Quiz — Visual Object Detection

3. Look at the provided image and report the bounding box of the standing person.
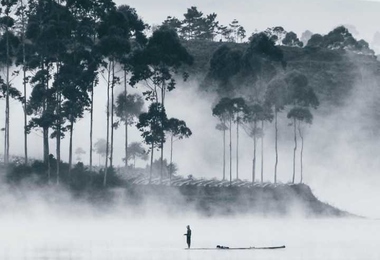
[184,225,192,249]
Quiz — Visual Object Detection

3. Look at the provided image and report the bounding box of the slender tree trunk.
[252,120,257,183]
[236,118,239,180]
[261,120,264,183]
[89,29,97,174]
[4,86,9,167]
[292,118,297,184]
[23,63,28,165]
[42,63,48,164]
[160,85,165,183]
[68,119,74,176]
[229,119,232,185]
[56,100,61,185]
[149,143,154,183]
[274,110,278,184]
[125,122,128,167]
[90,83,94,173]
[43,127,49,163]
[110,60,115,170]
[2,134,5,165]
[124,70,128,169]
[223,127,226,180]
[4,22,10,167]
[21,0,28,165]
[56,65,61,185]
[44,126,50,182]
[160,140,164,182]
[170,134,173,184]
[55,1,64,185]
[42,63,50,182]
[104,62,111,187]
[298,122,304,183]
[42,63,50,183]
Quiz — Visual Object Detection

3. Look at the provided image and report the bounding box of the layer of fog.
[0,171,378,259]
[0,208,379,260]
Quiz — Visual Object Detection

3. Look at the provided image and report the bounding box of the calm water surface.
[1,217,378,260]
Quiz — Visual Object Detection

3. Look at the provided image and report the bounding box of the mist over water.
[0,203,379,260]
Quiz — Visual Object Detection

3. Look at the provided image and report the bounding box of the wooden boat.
[187,245,285,250]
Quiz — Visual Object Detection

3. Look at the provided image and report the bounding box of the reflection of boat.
[187,245,286,250]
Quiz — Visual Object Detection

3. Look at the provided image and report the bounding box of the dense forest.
[0,1,378,193]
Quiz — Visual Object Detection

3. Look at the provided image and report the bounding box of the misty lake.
[0,216,378,260]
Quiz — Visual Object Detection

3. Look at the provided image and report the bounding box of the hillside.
[182,40,380,107]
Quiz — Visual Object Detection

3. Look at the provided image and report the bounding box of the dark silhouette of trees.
[117,4,147,171]
[212,97,242,183]
[237,26,246,43]
[130,26,192,179]
[97,5,132,185]
[162,16,182,34]
[263,26,287,45]
[25,0,75,183]
[137,105,192,183]
[243,32,285,183]
[306,26,373,54]
[285,71,319,183]
[228,19,246,42]
[232,97,248,180]
[0,0,20,167]
[306,33,323,47]
[265,78,287,183]
[137,103,168,182]
[243,103,272,183]
[115,93,144,167]
[200,13,219,41]
[15,0,29,165]
[288,107,312,183]
[213,97,249,181]
[205,45,242,94]
[282,32,303,47]
[181,6,202,39]
[229,19,239,42]
[163,7,227,42]
[166,118,192,182]
[62,0,101,175]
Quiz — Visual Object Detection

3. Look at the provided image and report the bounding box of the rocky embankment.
[124,176,351,217]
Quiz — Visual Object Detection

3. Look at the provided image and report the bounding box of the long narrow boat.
[187,245,285,250]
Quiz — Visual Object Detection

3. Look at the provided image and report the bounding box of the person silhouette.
[184,225,192,248]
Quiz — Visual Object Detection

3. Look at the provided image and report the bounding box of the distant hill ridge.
[183,39,380,106]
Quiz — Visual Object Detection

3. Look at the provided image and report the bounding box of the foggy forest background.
[0,0,379,205]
